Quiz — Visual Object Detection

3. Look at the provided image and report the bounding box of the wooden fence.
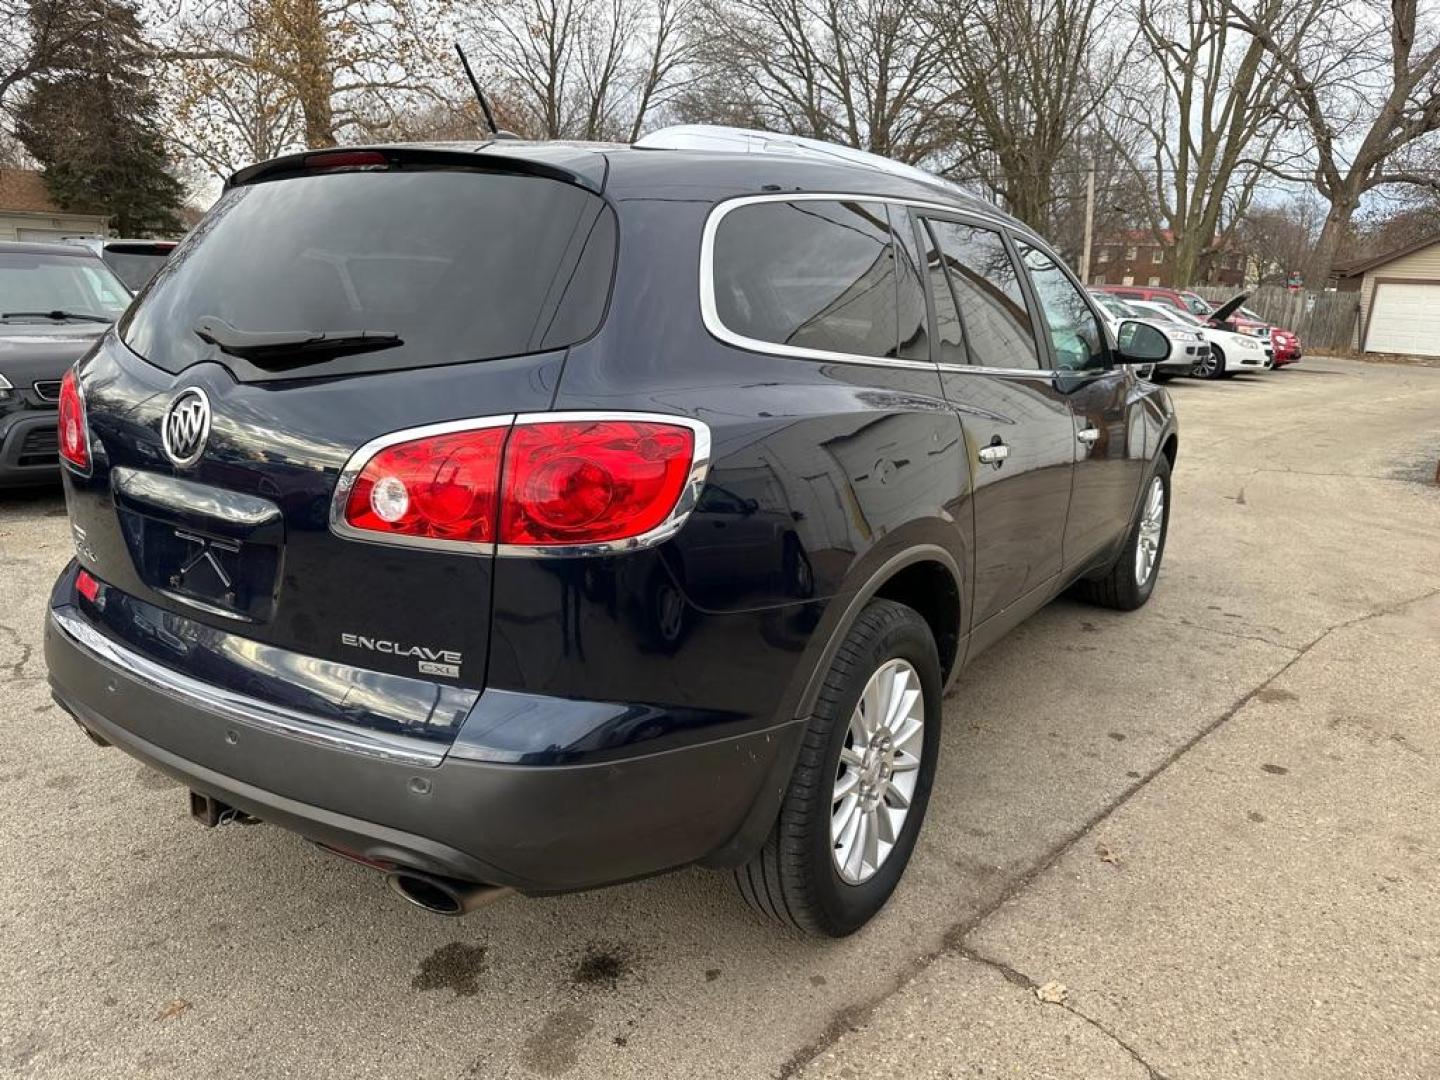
[1188,285,1361,352]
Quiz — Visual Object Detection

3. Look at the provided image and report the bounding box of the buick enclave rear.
[45,131,1178,935]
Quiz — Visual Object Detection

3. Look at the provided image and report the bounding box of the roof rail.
[634,125,963,197]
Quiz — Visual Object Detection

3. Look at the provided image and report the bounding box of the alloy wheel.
[1134,475,1165,586]
[832,658,925,885]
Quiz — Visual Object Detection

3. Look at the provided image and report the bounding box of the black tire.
[1074,453,1172,611]
[732,599,942,936]
[1194,345,1226,380]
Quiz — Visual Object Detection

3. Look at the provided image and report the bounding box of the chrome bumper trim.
[50,607,445,768]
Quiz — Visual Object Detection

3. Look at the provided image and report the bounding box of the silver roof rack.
[634,125,965,198]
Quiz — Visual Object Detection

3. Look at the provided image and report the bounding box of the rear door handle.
[1077,427,1100,446]
[977,441,1009,467]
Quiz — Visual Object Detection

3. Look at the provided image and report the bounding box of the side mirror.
[1115,320,1171,365]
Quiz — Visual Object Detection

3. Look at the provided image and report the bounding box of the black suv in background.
[1,242,132,486]
[45,129,1177,936]
[67,237,178,292]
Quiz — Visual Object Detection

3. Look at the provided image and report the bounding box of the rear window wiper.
[2,309,113,323]
[193,316,401,365]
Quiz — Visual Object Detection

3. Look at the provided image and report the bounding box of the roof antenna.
[455,43,514,140]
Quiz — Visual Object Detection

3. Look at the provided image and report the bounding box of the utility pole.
[1079,162,1096,284]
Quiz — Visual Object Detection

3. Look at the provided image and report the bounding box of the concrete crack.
[777,584,1440,1080]
[1165,618,1299,652]
[953,945,1172,1080]
[0,622,36,683]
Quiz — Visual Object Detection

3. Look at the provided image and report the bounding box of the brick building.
[1088,230,1245,288]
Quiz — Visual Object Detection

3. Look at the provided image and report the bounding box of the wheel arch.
[796,545,965,719]
[701,543,965,872]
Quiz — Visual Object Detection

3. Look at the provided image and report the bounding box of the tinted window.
[926,220,1039,370]
[0,251,130,320]
[916,220,967,366]
[712,200,899,360]
[1016,240,1108,371]
[122,170,615,382]
[102,247,172,292]
[890,207,930,363]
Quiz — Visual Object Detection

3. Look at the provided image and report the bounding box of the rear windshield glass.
[122,169,615,381]
[103,248,172,292]
[0,251,131,320]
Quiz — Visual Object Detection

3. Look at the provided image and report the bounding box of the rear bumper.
[46,600,804,894]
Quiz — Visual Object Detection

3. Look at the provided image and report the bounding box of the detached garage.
[1339,234,1440,358]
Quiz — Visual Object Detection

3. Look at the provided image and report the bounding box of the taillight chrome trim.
[494,411,712,559]
[329,414,516,554]
[327,411,712,557]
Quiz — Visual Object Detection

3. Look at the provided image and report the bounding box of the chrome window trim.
[329,414,517,555]
[494,410,712,559]
[699,192,1057,378]
[50,607,445,768]
[329,410,712,559]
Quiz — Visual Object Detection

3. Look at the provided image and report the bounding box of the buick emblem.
[162,388,212,468]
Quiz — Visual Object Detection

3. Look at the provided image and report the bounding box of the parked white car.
[1089,291,1208,379]
[1130,301,1273,380]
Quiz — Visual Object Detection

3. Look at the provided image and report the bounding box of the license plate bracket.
[121,510,280,621]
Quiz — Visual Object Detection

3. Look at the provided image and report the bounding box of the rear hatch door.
[65,147,616,740]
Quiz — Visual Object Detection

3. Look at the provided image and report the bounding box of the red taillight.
[76,569,101,603]
[338,416,701,551]
[500,420,696,547]
[58,369,90,471]
[343,426,506,545]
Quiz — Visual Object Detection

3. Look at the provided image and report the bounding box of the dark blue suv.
[45,128,1177,936]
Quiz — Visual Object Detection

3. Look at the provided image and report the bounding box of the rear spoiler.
[227,142,610,195]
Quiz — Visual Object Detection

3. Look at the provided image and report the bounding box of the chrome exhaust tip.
[385,869,511,916]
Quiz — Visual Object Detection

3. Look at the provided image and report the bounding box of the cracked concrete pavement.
[1,355,1437,1079]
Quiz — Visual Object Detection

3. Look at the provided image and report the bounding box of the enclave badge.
[162,388,211,468]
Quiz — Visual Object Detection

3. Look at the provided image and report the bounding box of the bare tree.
[1224,0,1440,285]
[934,0,1130,233]
[156,0,453,157]
[687,0,951,163]
[1240,192,1326,282]
[1113,0,1296,286]
[462,0,696,141]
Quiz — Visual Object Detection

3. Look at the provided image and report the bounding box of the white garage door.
[1366,282,1440,357]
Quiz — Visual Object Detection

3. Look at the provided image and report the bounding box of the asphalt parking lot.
[2,355,1438,1079]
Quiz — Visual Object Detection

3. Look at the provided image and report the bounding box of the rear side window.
[122,169,615,382]
[890,208,930,363]
[925,219,1039,370]
[710,199,901,360]
[915,220,967,366]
